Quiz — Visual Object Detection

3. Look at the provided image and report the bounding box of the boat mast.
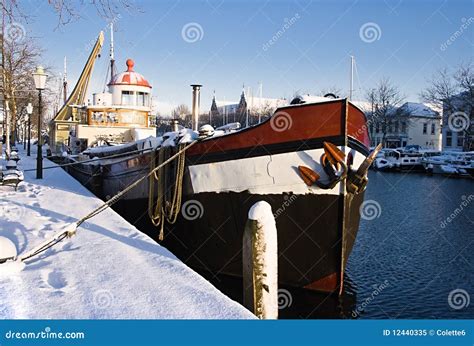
[258,81,263,124]
[349,55,354,100]
[63,56,68,103]
[109,22,115,83]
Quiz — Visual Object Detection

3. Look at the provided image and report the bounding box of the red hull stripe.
[188,99,370,158]
[186,135,372,166]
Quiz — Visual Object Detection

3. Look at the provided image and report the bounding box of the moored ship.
[52,31,377,293]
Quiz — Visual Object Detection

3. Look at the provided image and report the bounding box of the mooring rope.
[147,143,187,240]
[17,141,198,263]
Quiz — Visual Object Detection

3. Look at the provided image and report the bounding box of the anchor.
[298,142,348,190]
[298,142,382,194]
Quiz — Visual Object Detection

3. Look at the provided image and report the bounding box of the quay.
[0,148,254,319]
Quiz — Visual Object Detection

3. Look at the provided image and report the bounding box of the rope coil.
[148,144,187,240]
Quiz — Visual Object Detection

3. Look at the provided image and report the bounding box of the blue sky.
[23,0,473,114]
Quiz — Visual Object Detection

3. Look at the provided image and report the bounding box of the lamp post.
[5,101,10,159]
[32,66,47,179]
[26,102,33,156]
[22,109,27,150]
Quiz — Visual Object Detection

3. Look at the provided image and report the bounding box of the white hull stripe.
[188,146,367,195]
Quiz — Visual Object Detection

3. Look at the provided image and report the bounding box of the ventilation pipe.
[191,84,202,131]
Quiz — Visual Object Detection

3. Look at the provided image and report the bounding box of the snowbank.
[0,149,254,319]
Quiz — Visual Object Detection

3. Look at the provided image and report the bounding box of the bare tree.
[420,68,458,115]
[47,0,139,26]
[365,78,408,147]
[1,0,138,149]
[171,104,191,127]
[421,62,473,151]
[2,33,44,141]
[1,0,137,25]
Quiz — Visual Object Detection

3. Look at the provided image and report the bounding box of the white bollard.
[242,201,278,319]
[0,236,17,263]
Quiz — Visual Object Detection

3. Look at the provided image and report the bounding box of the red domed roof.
[109,59,151,88]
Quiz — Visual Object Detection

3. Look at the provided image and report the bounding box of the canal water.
[344,171,473,319]
[192,172,474,319]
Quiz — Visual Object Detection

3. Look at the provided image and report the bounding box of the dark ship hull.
[65,99,371,292]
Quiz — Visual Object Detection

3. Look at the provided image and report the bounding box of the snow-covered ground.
[0,147,254,319]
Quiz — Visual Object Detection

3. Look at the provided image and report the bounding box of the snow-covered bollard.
[0,236,25,274]
[242,201,278,319]
[0,236,17,263]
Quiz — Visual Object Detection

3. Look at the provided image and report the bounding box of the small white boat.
[422,151,474,178]
[373,148,424,172]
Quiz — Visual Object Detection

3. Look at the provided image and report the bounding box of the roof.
[398,102,440,118]
[109,59,151,88]
[214,100,239,108]
[246,96,287,110]
[351,100,372,113]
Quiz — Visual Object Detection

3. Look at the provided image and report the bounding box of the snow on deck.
[0,149,254,319]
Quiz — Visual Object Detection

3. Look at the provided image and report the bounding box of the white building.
[368,102,442,150]
[210,89,287,127]
[400,102,442,150]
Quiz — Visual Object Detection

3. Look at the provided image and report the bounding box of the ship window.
[423,123,427,134]
[457,134,464,147]
[137,92,148,107]
[431,123,435,135]
[121,91,135,105]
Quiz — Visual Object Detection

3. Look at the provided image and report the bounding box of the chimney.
[191,84,202,131]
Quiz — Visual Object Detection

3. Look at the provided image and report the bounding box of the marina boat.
[51,31,377,293]
[373,148,424,172]
[422,151,474,178]
[50,30,155,154]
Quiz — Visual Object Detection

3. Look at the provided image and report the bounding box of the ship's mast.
[109,22,115,83]
[349,55,354,100]
[63,56,68,103]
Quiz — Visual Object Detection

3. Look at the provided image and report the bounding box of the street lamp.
[5,101,10,159]
[26,102,33,156]
[32,66,47,179]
